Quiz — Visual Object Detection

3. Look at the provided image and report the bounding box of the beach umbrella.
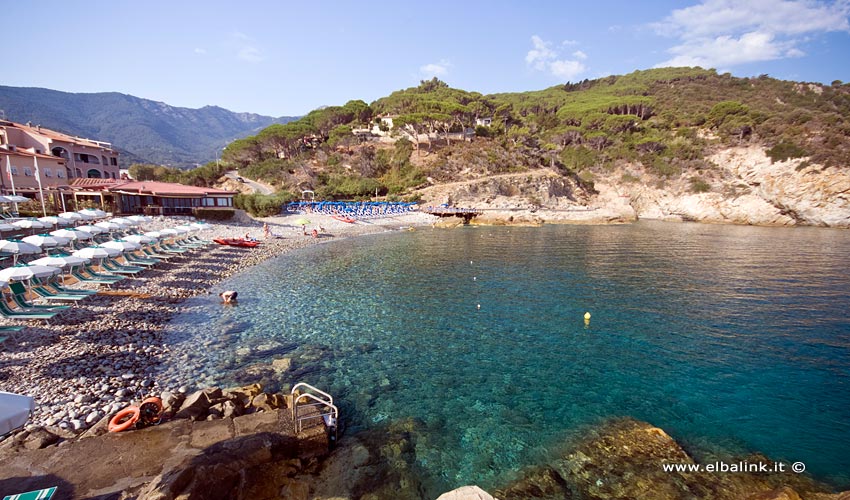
[94,221,121,231]
[124,234,156,244]
[127,215,150,223]
[0,390,35,436]
[38,216,73,227]
[73,246,120,259]
[0,196,12,203]
[51,228,91,241]
[101,240,141,252]
[190,222,213,230]
[143,231,162,239]
[0,239,41,264]
[59,212,83,222]
[31,254,90,268]
[79,208,107,218]
[293,217,311,226]
[159,228,178,236]
[110,217,137,226]
[12,219,47,230]
[0,223,17,232]
[75,224,106,234]
[4,195,29,203]
[22,234,66,248]
[171,227,190,234]
[0,264,62,282]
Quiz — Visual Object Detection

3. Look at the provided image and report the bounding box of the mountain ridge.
[0,85,298,167]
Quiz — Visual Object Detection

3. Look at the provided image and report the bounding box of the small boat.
[332,215,356,223]
[213,238,261,248]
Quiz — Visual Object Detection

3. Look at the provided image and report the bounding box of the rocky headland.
[414,146,850,229]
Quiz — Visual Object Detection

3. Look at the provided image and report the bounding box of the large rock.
[495,418,837,500]
[0,408,329,499]
[175,387,222,420]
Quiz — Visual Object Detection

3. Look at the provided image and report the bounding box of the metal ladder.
[291,382,338,442]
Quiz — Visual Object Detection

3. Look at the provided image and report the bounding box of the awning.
[0,391,35,435]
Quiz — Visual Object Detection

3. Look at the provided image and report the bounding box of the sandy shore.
[0,211,437,433]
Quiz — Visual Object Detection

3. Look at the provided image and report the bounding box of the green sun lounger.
[7,283,71,311]
[3,486,57,500]
[34,279,98,296]
[72,268,123,285]
[0,300,58,320]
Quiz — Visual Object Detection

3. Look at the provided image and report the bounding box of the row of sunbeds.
[0,234,213,347]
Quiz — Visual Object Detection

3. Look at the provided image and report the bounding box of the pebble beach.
[0,211,436,434]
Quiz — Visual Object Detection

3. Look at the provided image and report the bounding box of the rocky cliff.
[414,145,850,228]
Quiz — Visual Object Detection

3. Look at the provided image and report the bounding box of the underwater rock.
[495,417,838,500]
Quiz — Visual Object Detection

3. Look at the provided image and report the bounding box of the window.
[57,170,65,178]
[9,166,18,175]
[111,172,116,179]
[87,169,102,178]
[24,167,32,176]
[44,168,53,177]
[110,157,118,166]
[75,168,82,178]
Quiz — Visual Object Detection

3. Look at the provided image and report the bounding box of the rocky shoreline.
[0,211,435,434]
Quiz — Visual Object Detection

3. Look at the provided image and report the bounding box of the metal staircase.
[291,382,338,442]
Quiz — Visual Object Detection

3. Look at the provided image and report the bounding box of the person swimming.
[219,290,238,303]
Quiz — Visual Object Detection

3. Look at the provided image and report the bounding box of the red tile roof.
[1,121,114,151]
[69,178,123,190]
[0,149,67,161]
[109,181,236,197]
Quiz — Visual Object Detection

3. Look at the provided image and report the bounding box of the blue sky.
[5,0,850,117]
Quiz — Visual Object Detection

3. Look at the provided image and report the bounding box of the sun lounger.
[142,248,173,260]
[72,268,123,285]
[0,300,58,320]
[2,486,57,500]
[7,283,71,311]
[33,278,98,296]
[30,284,88,301]
[101,259,143,275]
[123,254,159,267]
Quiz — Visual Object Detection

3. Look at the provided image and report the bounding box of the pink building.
[0,119,121,210]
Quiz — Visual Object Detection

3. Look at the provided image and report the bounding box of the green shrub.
[193,208,235,220]
[234,192,295,217]
[621,173,640,183]
[766,141,808,163]
[689,177,711,193]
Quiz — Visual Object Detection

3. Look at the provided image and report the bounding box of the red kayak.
[213,238,261,248]
[332,215,356,223]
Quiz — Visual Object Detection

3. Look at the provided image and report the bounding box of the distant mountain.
[0,86,298,167]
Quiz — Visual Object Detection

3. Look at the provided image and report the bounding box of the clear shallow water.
[164,221,850,494]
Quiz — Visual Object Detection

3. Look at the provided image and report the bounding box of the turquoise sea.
[163,221,850,495]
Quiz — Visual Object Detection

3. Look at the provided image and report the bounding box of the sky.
[4,0,850,117]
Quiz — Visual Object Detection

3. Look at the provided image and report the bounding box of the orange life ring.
[108,405,140,432]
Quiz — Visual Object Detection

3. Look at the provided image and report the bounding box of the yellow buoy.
[584,312,591,320]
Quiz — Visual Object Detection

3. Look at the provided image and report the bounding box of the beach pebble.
[85,412,102,425]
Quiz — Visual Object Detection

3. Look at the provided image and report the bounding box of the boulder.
[495,418,836,500]
[175,387,222,421]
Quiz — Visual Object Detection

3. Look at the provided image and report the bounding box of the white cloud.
[550,60,587,79]
[238,46,263,63]
[194,48,207,55]
[230,32,265,63]
[420,60,451,77]
[653,0,850,69]
[526,35,557,70]
[526,35,588,80]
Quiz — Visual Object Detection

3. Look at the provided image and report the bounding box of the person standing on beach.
[263,223,270,239]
